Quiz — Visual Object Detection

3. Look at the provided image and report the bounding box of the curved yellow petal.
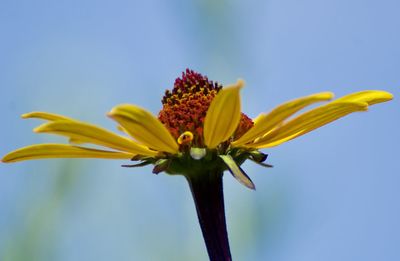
[203,79,244,149]
[335,90,393,105]
[108,104,179,154]
[232,92,334,147]
[2,144,134,163]
[22,111,74,121]
[34,120,158,157]
[252,101,368,148]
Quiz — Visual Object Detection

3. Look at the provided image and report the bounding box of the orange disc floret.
[158,69,253,148]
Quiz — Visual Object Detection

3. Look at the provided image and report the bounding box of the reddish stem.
[187,171,232,261]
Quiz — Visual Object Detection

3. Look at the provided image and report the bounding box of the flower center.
[158,69,253,148]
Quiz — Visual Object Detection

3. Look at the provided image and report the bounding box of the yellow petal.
[203,79,244,149]
[2,144,134,163]
[252,101,368,148]
[232,92,334,147]
[22,111,74,121]
[335,90,393,105]
[68,138,86,144]
[117,125,127,133]
[108,104,179,154]
[34,120,158,157]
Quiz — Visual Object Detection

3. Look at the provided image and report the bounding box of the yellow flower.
[2,69,393,190]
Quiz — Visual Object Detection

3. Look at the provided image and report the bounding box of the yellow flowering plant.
[2,69,393,261]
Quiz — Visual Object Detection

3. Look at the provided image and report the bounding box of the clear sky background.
[1,0,399,260]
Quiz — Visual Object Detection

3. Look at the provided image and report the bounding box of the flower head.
[2,69,393,189]
[158,70,253,147]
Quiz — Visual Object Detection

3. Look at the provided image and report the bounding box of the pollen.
[158,69,253,148]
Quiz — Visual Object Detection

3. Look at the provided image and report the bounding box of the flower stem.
[186,171,232,261]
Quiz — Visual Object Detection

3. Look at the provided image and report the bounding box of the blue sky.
[1,0,399,260]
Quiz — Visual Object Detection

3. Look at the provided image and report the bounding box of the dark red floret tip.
[158,69,253,148]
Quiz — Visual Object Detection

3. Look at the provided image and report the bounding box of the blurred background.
[1,0,399,260]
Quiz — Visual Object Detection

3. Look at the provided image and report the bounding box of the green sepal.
[248,150,273,168]
[122,155,156,168]
[121,161,152,168]
[248,150,268,163]
[219,155,255,190]
[152,159,171,174]
[252,161,273,168]
[131,155,150,161]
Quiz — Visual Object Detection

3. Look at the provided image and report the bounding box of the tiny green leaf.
[219,155,255,190]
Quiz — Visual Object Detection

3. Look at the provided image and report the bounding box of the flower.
[2,69,393,189]
[2,69,393,260]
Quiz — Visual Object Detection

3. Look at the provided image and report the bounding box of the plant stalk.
[186,171,232,261]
